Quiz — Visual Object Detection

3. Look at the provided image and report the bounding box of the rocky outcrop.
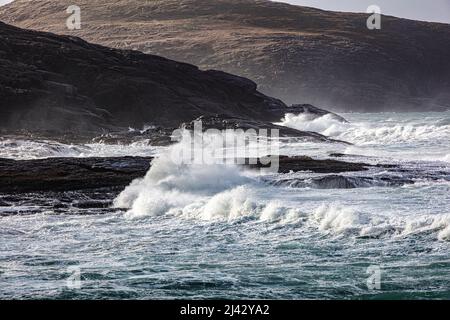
[1,155,447,193]
[250,156,369,174]
[1,21,320,140]
[270,174,414,189]
[284,105,348,123]
[0,156,371,192]
[0,157,153,192]
[3,0,450,112]
[181,114,348,143]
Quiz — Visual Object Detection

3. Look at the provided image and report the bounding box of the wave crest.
[279,112,450,146]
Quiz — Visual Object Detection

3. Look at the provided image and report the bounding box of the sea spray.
[280,112,450,146]
[112,140,251,219]
[114,130,289,220]
[313,203,368,234]
[280,112,349,137]
[112,130,450,241]
[278,111,450,162]
[2,111,450,300]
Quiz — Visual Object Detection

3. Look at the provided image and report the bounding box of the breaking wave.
[113,133,450,241]
[278,111,450,163]
[113,132,300,222]
[281,113,348,137]
[113,155,304,222]
[311,203,450,241]
[280,112,450,146]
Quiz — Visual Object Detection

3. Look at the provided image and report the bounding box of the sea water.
[0,111,449,299]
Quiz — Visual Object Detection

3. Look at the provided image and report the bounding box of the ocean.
[1,111,449,299]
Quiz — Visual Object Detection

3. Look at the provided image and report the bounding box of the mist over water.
[280,111,450,163]
[1,111,449,299]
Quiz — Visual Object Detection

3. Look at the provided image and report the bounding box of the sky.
[277,0,450,24]
[0,0,449,24]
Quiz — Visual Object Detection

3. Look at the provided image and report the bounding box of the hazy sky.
[0,0,449,24]
[277,0,450,23]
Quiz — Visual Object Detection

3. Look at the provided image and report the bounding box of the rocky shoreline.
[0,21,342,142]
[0,157,153,193]
[0,156,371,193]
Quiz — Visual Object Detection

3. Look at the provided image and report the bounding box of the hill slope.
[1,0,450,112]
[0,21,296,138]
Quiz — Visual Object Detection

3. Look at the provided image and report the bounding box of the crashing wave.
[279,112,450,146]
[112,133,450,242]
[310,203,450,241]
[113,131,300,221]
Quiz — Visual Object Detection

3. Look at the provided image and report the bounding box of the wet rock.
[271,174,414,189]
[182,115,348,143]
[270,156,369,174]
[274,104,348,123]
[0,21,308,139]
[0,155,371,192]
[72,200,112,209]
[0,157,152,193]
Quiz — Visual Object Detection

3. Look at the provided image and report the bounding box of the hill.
[2,0,450,112]
[0,21,298,139]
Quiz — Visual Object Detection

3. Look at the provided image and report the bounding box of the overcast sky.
[0,0,449,24]
[277,0,450,23]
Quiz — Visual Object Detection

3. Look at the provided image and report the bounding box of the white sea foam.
[312,203,367,233]
[114,132,257,219]
[401,214,450,240]
[309,203,450,241]
[278,111,450,163]
[115,166,302,222]
[113,156,253,219]
[281,113,348,137]
[114,132,304,222]
[111,132,450,241]
[280,112,450,145]
[442,154,450,163]
[0,138,163,160]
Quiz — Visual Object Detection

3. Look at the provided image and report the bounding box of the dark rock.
[0,157,153,193]
[0,155,371,192]
[3,155,446,193]
[182,114,349,143]
[329,153,349,158]
[271,174,414,189]
[52,202,69,209]
[287,105,348,123]
[269,104,348,123]
[246,156,370,174]
[72,200,112,209]
[0,21,307,140]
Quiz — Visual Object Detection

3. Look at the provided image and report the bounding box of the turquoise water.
[0,112,449,299]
